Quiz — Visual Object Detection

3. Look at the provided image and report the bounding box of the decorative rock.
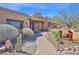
[58,45,79,55]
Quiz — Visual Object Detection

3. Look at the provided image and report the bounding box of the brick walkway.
[35,32,57,55]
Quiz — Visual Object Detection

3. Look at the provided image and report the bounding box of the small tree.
[59,5,79,29]
[51,16,64,28]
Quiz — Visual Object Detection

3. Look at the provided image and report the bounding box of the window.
[7,19,23,29]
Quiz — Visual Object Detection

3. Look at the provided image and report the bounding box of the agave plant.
[0,24,19,40]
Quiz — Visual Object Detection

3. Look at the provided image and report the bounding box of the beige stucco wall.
[44,19,49,30]
[0,8,52,31]
[0,8,30,28]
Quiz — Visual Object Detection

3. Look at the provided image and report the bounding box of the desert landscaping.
[1,3,79,55]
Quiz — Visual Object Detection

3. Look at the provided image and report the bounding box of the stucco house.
[0,7,52,31]
[29,13,50,31]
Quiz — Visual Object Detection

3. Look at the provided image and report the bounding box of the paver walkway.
[35,32,58,55]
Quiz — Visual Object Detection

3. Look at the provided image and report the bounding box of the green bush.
[22,28,34,37]
[52,30,61,40]
[0,24,19,40]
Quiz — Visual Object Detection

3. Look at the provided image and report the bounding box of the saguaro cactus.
[15,34,22,52]
[16,28,34,52]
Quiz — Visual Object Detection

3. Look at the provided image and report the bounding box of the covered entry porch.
[29,18,45,32]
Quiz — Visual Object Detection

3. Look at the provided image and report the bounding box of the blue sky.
[0,3,78,17]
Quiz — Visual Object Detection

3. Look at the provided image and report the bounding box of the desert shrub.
[52,30,61,41]
[0,24,19,40]
[22,28,34,37]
